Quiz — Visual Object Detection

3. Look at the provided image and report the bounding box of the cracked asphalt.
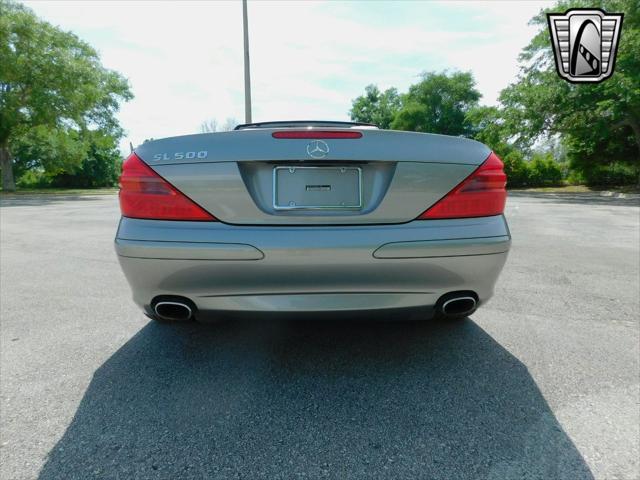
[1,192,638,479]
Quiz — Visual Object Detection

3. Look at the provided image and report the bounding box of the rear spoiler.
[234,120,378,130]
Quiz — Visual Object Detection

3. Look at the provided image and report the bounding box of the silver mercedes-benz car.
[115,121,510,322]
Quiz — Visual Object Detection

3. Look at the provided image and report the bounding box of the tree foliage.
[0,0,132,190]
[391,72,480,136]
[465,106,514,158]
[350,73,481,136]
[350,85,401,129]
[50,137,123,188]
[498,0,639,183]
[10,127,123,188]
[348,0,638,187]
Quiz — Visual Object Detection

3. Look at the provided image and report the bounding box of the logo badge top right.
[548,8,623,83]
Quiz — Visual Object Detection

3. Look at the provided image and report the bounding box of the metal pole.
[242,0,252,123]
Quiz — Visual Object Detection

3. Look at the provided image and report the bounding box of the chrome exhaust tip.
[441,296,477,317]
[154,301,193,321]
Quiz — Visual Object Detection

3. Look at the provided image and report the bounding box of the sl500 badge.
[153,151,208,161]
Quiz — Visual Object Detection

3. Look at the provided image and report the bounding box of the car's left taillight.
[119,153,216,221]
[417,152,507,220]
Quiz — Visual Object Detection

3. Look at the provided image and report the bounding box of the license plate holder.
[273,166,362,210]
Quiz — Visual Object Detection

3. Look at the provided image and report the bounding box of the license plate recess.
[273,166,362,210]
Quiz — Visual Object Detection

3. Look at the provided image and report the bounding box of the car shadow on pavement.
[38,318,593,480]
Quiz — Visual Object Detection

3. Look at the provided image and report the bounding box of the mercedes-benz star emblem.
[306,140,330,159]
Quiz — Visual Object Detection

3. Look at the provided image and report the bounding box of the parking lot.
[1,192,638,480]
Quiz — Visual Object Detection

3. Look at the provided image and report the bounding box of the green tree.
[465,105,537,187]
[10,126,124,188]
[10,126,87,181]
[349,85,401,129]
[499,0,639,183]
[0,0,132,190]
[391,71,481,136]
[465,106,516,159]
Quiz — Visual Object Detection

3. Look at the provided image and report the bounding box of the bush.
[501,150,565,188]
[527,153,563,187]
[15,169,51,189]
[577,162,640,187]
[48,135,123,188]
[50,151,122,188]
[502,150,529,188]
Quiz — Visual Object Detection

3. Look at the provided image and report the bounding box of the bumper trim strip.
[373,236,511,259]
[115,239,264,261]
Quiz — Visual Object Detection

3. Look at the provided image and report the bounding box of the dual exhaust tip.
[152,292,477,322]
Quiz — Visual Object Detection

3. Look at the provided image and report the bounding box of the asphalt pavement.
[1,192,638,480]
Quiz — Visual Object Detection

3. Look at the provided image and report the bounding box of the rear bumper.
[115,215,510,318]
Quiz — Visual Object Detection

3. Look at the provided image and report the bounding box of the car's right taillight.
[418,152,507,220]
[119,153,216,221]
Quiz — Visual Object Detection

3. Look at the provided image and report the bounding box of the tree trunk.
[628,117,640,155]
[1,141,16,192]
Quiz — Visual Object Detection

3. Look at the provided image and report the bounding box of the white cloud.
[22,0,553,153]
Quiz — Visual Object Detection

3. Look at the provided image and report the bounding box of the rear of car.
[115,121,510,321]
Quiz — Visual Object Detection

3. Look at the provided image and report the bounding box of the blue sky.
[23,1,553,152]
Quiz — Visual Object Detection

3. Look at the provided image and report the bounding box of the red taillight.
[272,131,363,139]
[418,152,507,220]
[119,153,215,221]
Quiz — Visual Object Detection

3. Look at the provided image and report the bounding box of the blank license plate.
[273,166,362,210]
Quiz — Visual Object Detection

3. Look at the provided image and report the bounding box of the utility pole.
[242,0,252,123]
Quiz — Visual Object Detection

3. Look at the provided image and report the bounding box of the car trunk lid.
[133,128,490,225]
